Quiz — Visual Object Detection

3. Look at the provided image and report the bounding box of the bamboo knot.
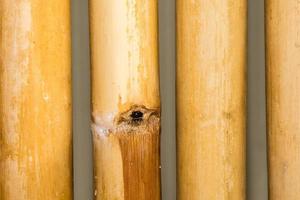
[92,105,160,137]
[116,105,160,128]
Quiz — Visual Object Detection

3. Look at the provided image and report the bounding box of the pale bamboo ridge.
[0,1,72,199]
[176,0,247,199]
[266,0,300,199]
[89,0,161,200]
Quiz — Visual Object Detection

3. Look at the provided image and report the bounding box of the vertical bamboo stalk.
[176,0,247,199]
[266,0,300,199]
[0,1,72,200]
[89,1,161,200]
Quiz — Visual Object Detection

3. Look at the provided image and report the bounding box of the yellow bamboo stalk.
[0,1,72,200]
[89,1,161,200]
[176,0,247,199]
[266,0,300,199]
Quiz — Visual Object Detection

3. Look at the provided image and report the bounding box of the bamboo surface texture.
[89,0,161,200]
[266,0,300,199]
[176,0,247,199]
[0,1,72,200]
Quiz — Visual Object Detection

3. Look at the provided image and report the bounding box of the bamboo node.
[116,105,160,127]
[91,105,160,137]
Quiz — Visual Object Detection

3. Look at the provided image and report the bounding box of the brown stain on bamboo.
[0,0,72,200]
[266,0,300,199]
[176,0,246,199]
[92,106,160,200]
[89,0,160,200]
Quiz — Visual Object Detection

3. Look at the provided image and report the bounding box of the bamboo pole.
[176,0,247,199]
[0,1,72,200]
[89,1,161,200]
[266,0,300,199]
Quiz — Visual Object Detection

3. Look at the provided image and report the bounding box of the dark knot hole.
[130,111,144,123]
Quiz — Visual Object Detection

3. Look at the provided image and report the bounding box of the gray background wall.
[71,0,267,199]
